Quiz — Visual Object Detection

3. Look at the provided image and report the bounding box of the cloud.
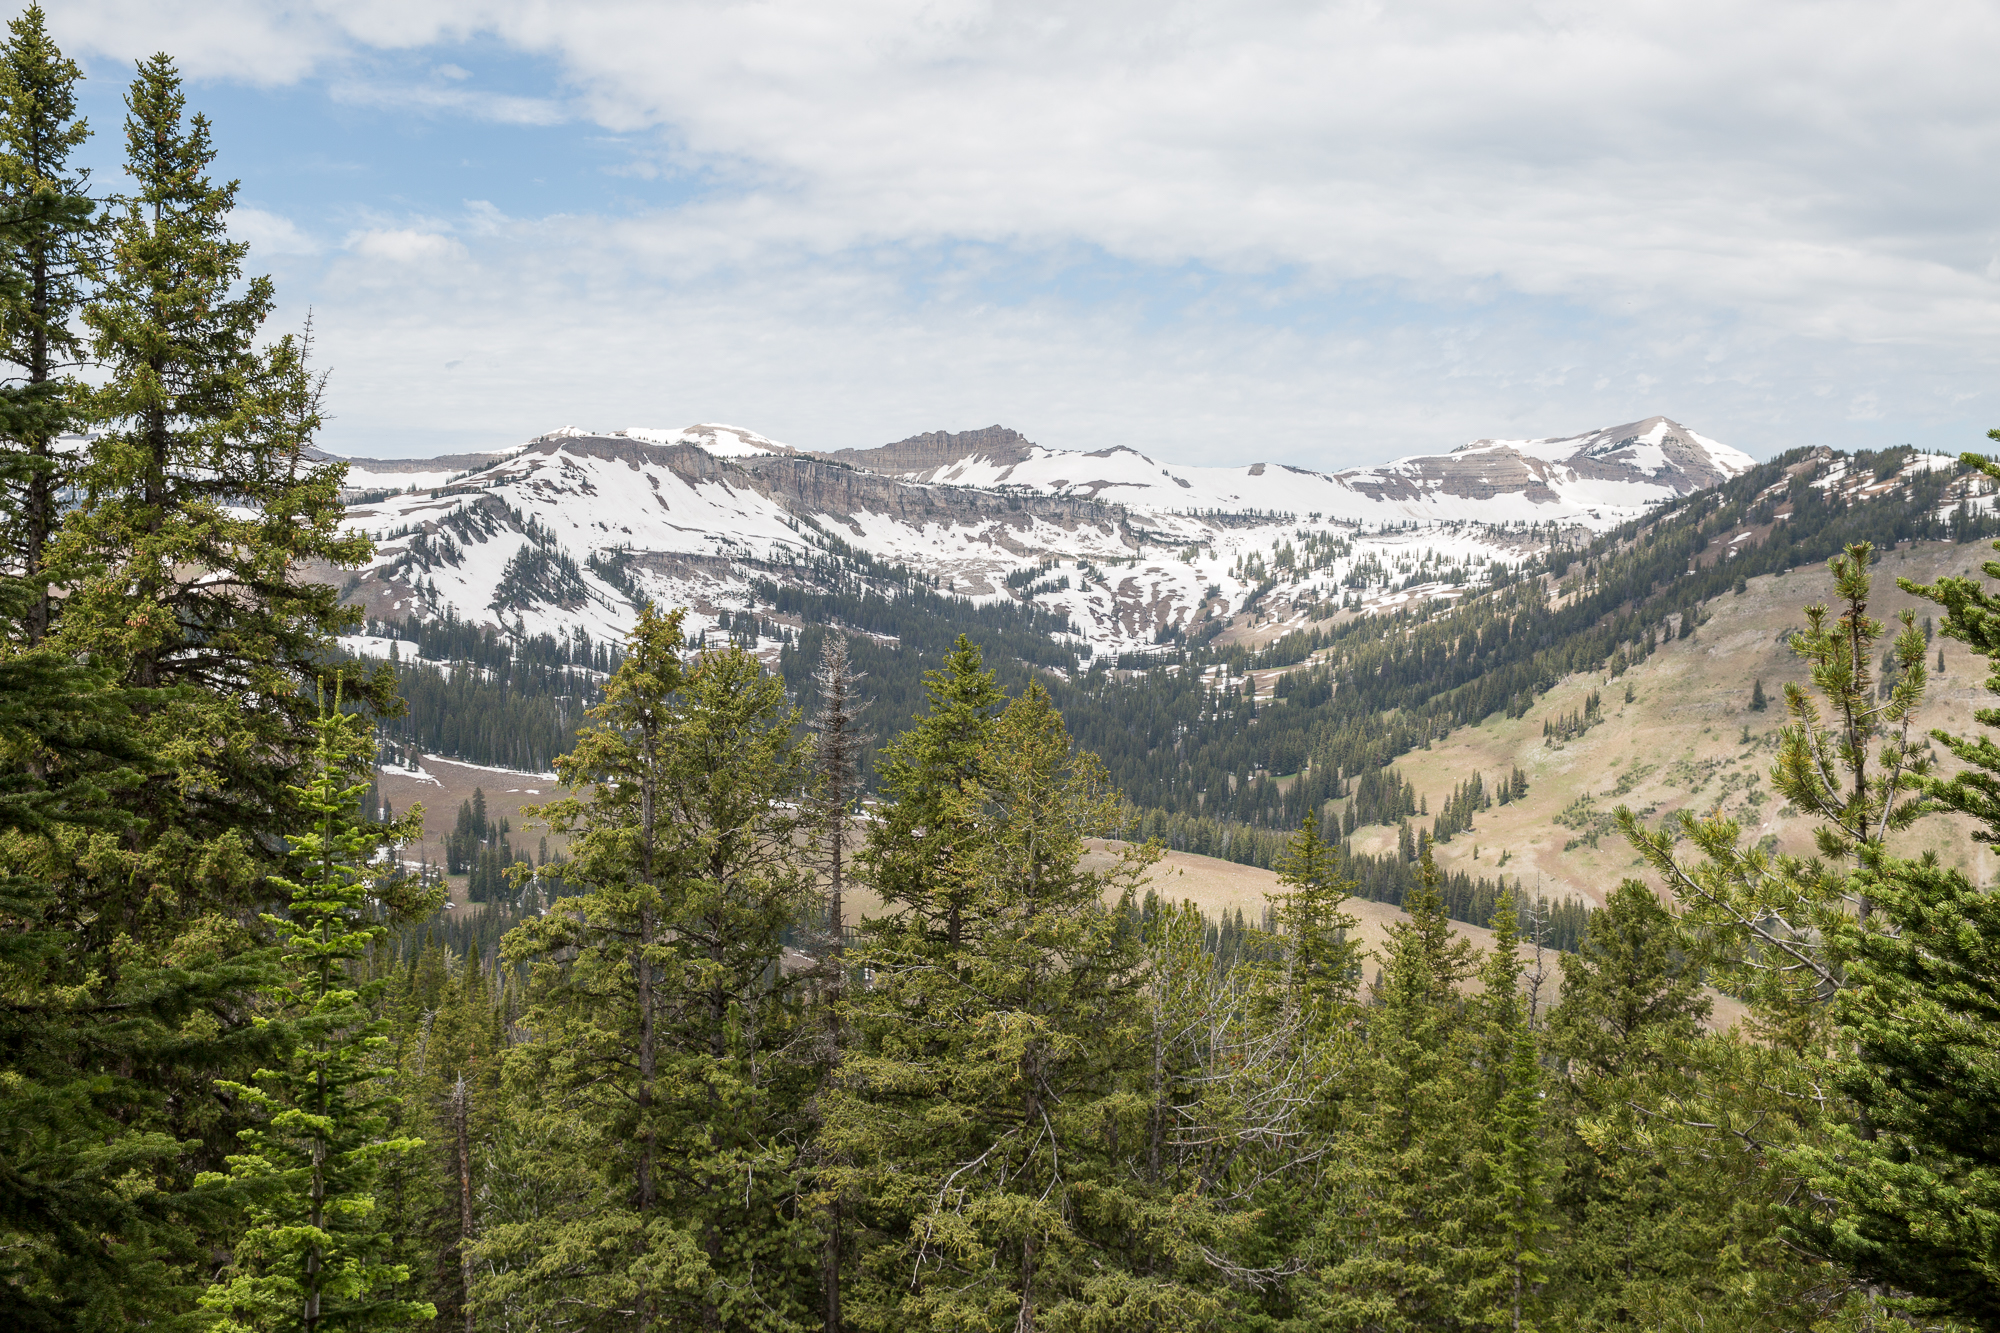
[229,206,319,255]
[49,0,2000,460]
[328,76,567,126]
[343,227,469,267]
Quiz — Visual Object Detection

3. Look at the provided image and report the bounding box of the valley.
[356,419,2000,996]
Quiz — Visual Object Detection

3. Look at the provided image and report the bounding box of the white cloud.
[327,77,567,125]
[229,206,319,255]
[343,227,469,266]
[50,0,2000,459]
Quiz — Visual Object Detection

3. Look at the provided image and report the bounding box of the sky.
[39,0,2000,466]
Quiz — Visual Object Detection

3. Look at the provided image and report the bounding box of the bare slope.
[1337,539,1998,906]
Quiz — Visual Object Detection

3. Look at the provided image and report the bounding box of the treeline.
[1120,799,1587,950]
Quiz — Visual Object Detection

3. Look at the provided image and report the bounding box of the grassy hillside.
[1341,537,1998,907]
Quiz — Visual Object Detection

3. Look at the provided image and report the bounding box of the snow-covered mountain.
[328,416,1752,662]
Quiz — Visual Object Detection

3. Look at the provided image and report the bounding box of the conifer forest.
[10,13,2000,1333]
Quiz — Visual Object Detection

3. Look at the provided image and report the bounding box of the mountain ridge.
[326,414,1752,661]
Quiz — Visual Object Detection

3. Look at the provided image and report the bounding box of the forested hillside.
[9,14,2000,1330]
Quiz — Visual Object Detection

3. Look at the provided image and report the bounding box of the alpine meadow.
[14,13,2000,1333]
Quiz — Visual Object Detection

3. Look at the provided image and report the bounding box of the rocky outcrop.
[500,432,1131,539]
[816,425,1037,476]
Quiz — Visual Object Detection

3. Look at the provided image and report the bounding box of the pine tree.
[0,573,205,1326]
[486,607,817,1329]
[1546,880,1709,1081]
[1486,1020,1551,1332]
[1305,852,1476,1328]
[1624,542,1930,1030]
[807,630,867,1332]
[811,630,867,956]
[0,3,95,647]
[1748,676,1766,711]
[829,684,1205,1328]
[375,941,509,1333]
[857,633,1005,955]
[1268,811,1361,1019]
[56,53,389,840]
[1780,460,2000,1323]
[197,686,435,1333]
[32,67,402,1213]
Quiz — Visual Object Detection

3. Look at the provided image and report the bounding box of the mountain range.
[326,415,1752,660]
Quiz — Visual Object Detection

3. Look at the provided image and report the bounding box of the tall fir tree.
[807,630,867,1333]
[37,46,401,1214]
[1268,810,1362,1021]
[0,564,188,1329]
[1775,445,2000,1324]
[56,51,388,862]
[1462,894,1553,1332]
[198,686,436,1333]
[829,684,1207,1330]
[1304,851,1475,1331]
[486,607,818,1330]
[0,3,95,647]
[857,633,1005,955]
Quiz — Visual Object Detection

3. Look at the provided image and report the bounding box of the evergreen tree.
[55,52,388,848]
[0,3,95,647]
[811,630,867,955]
[829,684,1203,1328]
[0,575,208,1328]
[485,607,817,1329]
[1623,542,1929,1029]
[1779,451,2000,1323]
[1486,1019,1550,1332]
[1748,676,1766,711]
[857,633,1005,953]
[0,53,416,1324]
[1268,811,1361,1019]
[1546,880,1709,1081]
[375,940,509,1333]
[198,687,436,1333]
[1457,893,1554,1332]
[806,630,867,1332]
[1542,880,1715,1325]
[1305,852,1476,1330]
[18,72,411,1288]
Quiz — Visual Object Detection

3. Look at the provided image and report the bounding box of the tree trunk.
[453,1076,475,1333]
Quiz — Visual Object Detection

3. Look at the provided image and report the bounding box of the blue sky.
[44,1,2000,465]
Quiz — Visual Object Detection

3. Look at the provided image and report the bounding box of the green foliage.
[855,633,1006,953]
[0,3,95,647]
[0,44,432,1330]
[1268,812,1361,1019]
[1303,853,1478,1329]
[483,606,818,1329]
[1774,447,2000,1325]
[829,679,1227,1329]
[198,690,436,1333]
[1623,542,1930,1027]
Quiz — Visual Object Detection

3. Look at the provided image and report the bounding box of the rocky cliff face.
[814,425,1038,477]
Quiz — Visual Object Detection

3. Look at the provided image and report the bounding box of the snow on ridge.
[621,423,794,457]
[336,413,1755,662]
